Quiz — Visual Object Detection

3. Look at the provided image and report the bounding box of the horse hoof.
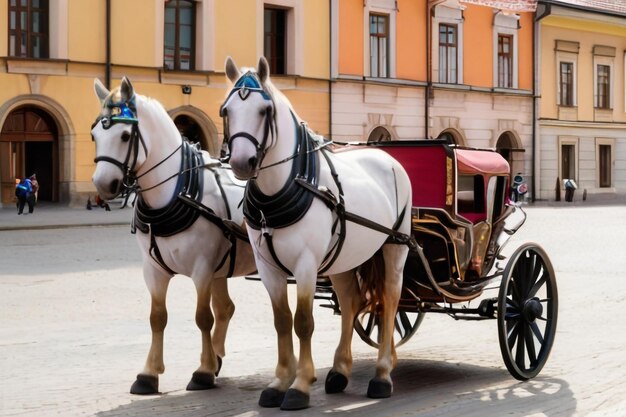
[280,388,310,410]
[130,374,159,395]
[325,370,348,394]
[259,388,285,408]
[367,377,392,399]
[216,356,223,377]
[186,371,216,391]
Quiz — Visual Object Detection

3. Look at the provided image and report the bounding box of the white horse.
[221,57,413,410]
[91,77,255,395]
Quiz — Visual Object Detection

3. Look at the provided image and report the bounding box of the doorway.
[0,107,59,204]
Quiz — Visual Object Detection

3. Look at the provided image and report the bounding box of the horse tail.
[358,248,386,314]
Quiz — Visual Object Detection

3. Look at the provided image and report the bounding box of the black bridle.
[220,72,275,171]
[91,96,148,195]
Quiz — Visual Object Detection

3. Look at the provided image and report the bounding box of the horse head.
[91,77,147,200]
[221,56,278,180]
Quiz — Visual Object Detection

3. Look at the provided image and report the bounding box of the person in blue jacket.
[15,177,35,215]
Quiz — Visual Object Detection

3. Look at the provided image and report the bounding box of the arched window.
[164,0,196,70]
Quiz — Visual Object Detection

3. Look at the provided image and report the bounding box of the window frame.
[438,23,458,84]
[593,55,614,110]
[264,6,287,75]
[492,12,519,90]
[369,13,390,78]
[163,0,196,71]
[8,0,49,59]
[497,34,513,88]
[431,2,464,85]
[558,61,575,107]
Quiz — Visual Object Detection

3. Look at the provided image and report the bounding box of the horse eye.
[121,132,131,142]
[259,108,266,116]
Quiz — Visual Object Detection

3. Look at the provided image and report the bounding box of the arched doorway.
[0,107,59,204]
[496,131,524,179]
[169,106,220,157]
[437,129,464,146]
[174,115,205,147]
[368,126,391,143]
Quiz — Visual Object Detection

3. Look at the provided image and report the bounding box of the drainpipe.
[532,3,552,202]
[425,0,430,139]
[426,1,446,139]
[329,0,333,140]
[105,0,111,89]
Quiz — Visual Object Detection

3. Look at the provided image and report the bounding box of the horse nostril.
[248,156,258,169]
[110,179,120,194]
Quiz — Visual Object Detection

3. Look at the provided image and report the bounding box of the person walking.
[29,174,39,203]
[15,177,35,215]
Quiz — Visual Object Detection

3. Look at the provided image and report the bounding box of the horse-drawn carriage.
[316,140,558,382]
[91,58,557,410]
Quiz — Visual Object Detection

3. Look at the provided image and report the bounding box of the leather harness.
[92,97,249,277]
[221,74,416,276]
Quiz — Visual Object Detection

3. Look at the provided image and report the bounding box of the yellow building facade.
[0,0,329,207]
[536,1,626,200]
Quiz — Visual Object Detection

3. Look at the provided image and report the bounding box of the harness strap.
[149,232,176,276]
[263,231,294,276]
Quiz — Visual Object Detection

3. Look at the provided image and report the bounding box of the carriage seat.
[457,191,486,224]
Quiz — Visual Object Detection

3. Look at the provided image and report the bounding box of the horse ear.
[120,76,134,102]
[94,78,109,104]
[258,56,270,84]
[225,56,241,83]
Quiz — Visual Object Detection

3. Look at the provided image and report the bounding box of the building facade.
[535,0,626,200]
[1,0,624,207]
[331,0,535,194]
[0,0,330,207]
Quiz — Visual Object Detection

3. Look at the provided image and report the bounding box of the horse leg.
[210,276,235,375]
[258,268,297,408]
[325,271,361,394]
[281,269,318,410]
[187,276,220,390]
[130,264,172,395]
[367,243,406,398]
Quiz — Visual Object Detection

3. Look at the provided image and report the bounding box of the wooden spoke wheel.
[498,243,558,380]
[355,309,425,349]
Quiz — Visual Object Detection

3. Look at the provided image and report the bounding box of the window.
[369,14,389,78]
[8,0,49,58]
[561,144,576,182]
[497,34,513,88]
[596,64,610,109]
[439,23,457,83]
[164,0,195,71]
[264,7,286,75]
[559,62,574,107]
[598,144,611,187]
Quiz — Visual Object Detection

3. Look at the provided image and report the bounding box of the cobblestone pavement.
[1,201,625,416]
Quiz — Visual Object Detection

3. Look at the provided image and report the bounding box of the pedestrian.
[29,174,39,203]
[15,177,35,215]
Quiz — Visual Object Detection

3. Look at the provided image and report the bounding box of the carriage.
[314,139,558,381]
[92,60,557,409]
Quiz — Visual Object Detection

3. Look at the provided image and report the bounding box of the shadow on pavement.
[95,359,575,417]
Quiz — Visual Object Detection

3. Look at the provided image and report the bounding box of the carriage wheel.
[354,309,425,349]
[497,243,558,380]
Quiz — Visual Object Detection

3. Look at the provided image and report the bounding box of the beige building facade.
[536,1,626,200]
